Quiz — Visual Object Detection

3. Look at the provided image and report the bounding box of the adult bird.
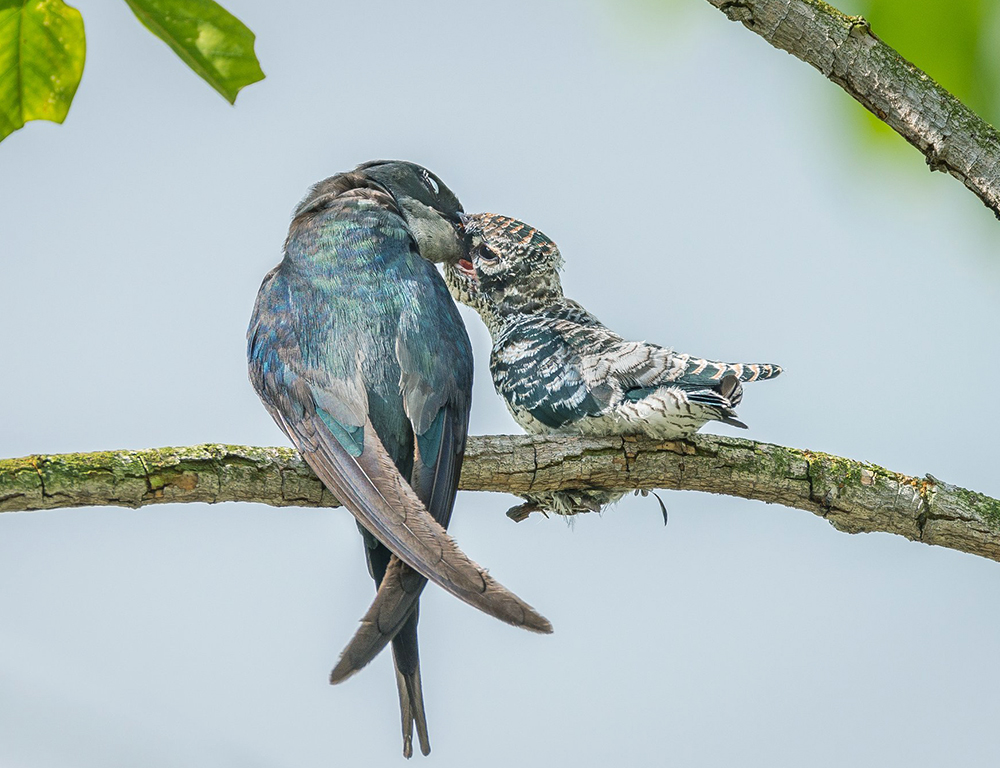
[445,212,782,518]
[247,164,551,757]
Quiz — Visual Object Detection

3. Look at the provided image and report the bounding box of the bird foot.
[506,501,546,522]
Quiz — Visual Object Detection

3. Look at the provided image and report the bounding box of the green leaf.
[855,0,1000,142]
[0,0,86,144]
[123,0,264,104]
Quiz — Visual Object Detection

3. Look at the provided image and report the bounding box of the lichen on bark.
[2,435,999,565]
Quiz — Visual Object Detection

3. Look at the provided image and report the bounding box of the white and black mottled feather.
[445,213,782,517]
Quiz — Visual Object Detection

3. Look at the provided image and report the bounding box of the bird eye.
[477,245,499,264]
[420,169,440,195]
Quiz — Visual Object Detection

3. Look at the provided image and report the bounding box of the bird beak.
[448,211,468,235]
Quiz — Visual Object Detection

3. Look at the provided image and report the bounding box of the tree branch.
[1,434,998,563]
[706,0,1000,217]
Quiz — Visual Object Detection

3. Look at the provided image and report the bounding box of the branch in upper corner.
[1,435,999,565]
[706,0,1000,218]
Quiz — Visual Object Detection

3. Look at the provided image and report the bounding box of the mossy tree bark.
[2,434,999,564]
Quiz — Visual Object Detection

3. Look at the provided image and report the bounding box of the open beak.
[456,257,476,278]
[453,213,477,279]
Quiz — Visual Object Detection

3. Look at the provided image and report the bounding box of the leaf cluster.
[0,0,264,144]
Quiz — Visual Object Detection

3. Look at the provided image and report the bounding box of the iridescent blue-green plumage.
[248,164,550,757]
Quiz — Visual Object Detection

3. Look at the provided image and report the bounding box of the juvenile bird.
[248,165,550,757]
[445,212,782,517]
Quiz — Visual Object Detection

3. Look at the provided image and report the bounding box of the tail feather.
[330,559,432,756]
[717,372,740,402]
[394,666,415,758]
[718,415,749,429]
[680,358,782,383]
[685,376,748,428]
[329,557,424,684]
[404,665,430,757]
[675,359,781,419]
[729,362,783,382]
[392,612,430,758]
[393,666,431,758]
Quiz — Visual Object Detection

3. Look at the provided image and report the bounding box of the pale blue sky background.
[2,1,1000,765]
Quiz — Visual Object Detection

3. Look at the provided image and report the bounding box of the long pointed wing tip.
[329,663,356,685]
[524,613,554,634]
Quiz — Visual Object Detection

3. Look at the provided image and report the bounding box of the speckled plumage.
[247,167,550,757]
[445,213,782,516]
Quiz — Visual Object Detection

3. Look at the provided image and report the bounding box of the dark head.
[355,160,464,263]
[445,213,565,320]
[293,160,464,263]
